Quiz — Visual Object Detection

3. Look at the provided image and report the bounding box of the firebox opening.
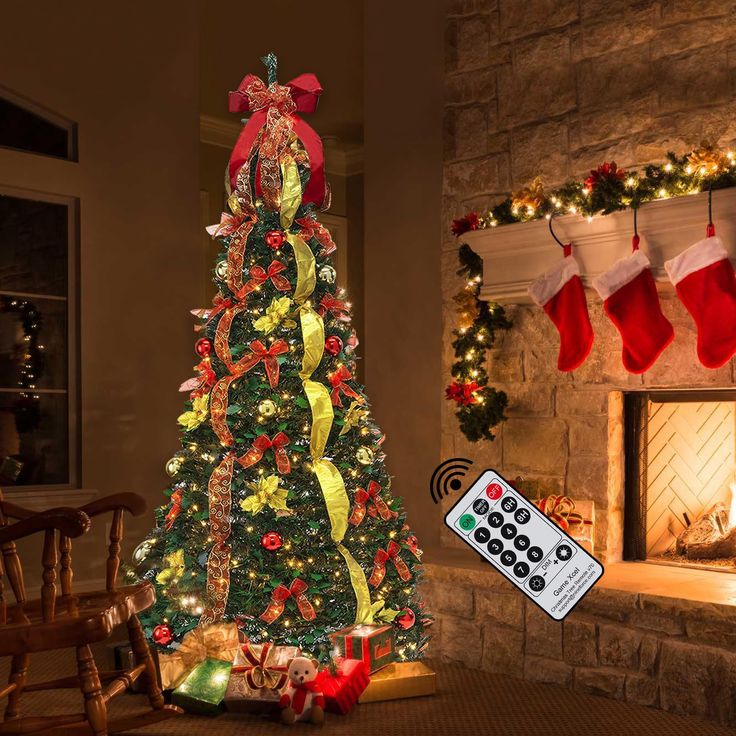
[624,390,736,572]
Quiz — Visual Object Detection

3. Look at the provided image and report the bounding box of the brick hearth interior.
[434,2,736,728]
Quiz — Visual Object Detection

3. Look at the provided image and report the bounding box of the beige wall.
[0,1,200,586]
[365,1,446,549]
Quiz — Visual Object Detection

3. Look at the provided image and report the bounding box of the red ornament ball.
[261,531,283,551]
[264,230,286,249]
[324,335,344,356]
[395,608,416,631]
[195,338,213,358]
[152,623,173,646]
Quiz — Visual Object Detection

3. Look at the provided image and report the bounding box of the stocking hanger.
[549,215,571,256]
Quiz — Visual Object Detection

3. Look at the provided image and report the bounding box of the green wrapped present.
[172,658,232,716]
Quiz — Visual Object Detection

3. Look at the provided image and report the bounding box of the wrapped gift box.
[330,624,394,674]
[359,661,436,703]
[172,658,232,715]
[314,659,370,715]
[224,640,300,713]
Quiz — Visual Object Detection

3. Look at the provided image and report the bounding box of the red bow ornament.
[179,359,216,399]
[329,364,362,407]
[296,215,336,254]
[238,432,291,475]
[318,294,351,323]
[260,578,316,623]
[164,486,184,531]
[348,481,392,526]
[368,541,412,587]
[232,641,289,692]
[206,211,245,239]
[535,495,591,533]
[228,72,328,210]
[238,260,291,299]
[235,339,289,389]
[404,534,423,560]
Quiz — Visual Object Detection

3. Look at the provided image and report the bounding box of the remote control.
[444,469,603,620]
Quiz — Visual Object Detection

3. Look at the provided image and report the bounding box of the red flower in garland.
[445,380,480,406]
[451,212,480,237]
[584,161,627,192]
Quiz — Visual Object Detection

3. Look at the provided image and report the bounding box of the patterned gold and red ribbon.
[368,541,412,588]
[232,641,289,691]
[295,215,336,254]
[164,487,184,531]
[318,294,351,323]
[259,578,316,624]
[200,453,235,624]
[238,432,291,474]
[328,365,363,407]
[348,481,392,526]
[535,495,591,533]
[237,260,292,299]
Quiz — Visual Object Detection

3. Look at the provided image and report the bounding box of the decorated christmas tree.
[134,55,431,663]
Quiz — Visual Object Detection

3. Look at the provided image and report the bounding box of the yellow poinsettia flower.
[156,549,185,585]
[253,296,296,334]
[240,474,290,514]
[177,393,209,431]
[339,401,369,436]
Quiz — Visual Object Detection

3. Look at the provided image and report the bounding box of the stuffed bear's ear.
[311,658,319,670]
[287,658,295,668]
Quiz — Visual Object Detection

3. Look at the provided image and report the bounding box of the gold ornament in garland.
[257,399,277,417]
[356,446,375,466]
[165,455,183,477]
[511,176,545,216]
[453,289,480,331]
[687,142,729,175]
[240,474,291,514]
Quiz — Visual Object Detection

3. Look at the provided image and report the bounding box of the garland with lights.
[451,143,736,234]
[445,244,511,443]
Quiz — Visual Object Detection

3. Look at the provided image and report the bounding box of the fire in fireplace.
[624,390,736,570]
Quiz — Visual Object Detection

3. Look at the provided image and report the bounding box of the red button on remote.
[485,482,503,500]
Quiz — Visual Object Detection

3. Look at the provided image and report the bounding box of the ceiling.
[199,1,364,146]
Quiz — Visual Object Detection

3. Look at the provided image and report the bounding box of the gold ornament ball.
[133,538,154,564]
[165,456,183,477]
[215,260,228,280]
[318,264,337,284]
[356,446,374,465]
[258,399,277,418]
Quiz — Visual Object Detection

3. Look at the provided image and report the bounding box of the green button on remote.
[457,514,476,531]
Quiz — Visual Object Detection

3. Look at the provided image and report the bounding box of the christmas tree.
[134,55,431,663]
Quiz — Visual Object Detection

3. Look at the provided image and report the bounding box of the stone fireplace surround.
[427,189,736,726]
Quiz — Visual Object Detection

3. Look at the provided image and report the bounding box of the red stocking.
[528,246,594,372]
[592,244,674,373]
[664,235,736,369]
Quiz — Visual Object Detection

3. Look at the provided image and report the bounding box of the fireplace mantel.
[465,187,736,304]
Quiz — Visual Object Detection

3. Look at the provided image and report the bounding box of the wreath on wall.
[446,142,736,442]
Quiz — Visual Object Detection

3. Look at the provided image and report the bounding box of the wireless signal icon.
[430,458,473,504]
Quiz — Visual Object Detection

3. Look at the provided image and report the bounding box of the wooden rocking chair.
[0,491,181,734]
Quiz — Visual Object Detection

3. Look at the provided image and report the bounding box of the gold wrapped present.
[359,661,436,703]
[158,622,240,690]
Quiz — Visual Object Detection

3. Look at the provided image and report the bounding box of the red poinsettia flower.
[451,212,480,237]
[445,380,480,405]
[584,161,627,192]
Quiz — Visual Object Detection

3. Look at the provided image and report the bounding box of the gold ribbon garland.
[287,231,374,625]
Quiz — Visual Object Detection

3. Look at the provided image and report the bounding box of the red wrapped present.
[329,624,394,673]
[314,659,370,715]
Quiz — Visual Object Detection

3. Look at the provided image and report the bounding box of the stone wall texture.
[437,0,736,726]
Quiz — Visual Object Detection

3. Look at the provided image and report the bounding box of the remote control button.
[488,512,504,528]
[513,561,530,578]
[473,527,491,544]
[485,482,503,500]
[472,498,490,515]
[500,550,517,567]
[458,514,476,531]
[514,507,531,525]
[527,546,544,563]
[556,544,573,561]
[529,575,545,592]
[487,538,503,555]
[501,523,517,540]
[500,496,517,513]
[514,534,530,551]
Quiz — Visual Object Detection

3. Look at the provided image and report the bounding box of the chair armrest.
[80,493,147,518]
[0,500,37,521]
[0,507,90,544]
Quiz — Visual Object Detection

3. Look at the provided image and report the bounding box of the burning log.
[675,503,730,558]
[687,527,736,559]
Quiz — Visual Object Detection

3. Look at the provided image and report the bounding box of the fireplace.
[623,390,736,570]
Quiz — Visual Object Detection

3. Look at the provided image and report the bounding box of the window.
[0,88,77,161]
[0,190,78,487]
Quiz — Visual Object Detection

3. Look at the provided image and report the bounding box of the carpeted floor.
[3,647,735,736]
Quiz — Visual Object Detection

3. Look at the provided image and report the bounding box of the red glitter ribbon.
[296,215,336,254]
[259,578,316,624]
[318,294,351,322]
[237,260,291,299]
[368,541,411,588]
[348,481,392,526]
[238,432,291,475]
[164,486,184,531]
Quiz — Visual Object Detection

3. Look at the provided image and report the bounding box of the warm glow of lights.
[728,483,736,529]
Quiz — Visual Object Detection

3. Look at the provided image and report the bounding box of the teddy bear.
[279,656,325,726]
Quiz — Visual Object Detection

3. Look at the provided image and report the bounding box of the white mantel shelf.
[465,187,736,304]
